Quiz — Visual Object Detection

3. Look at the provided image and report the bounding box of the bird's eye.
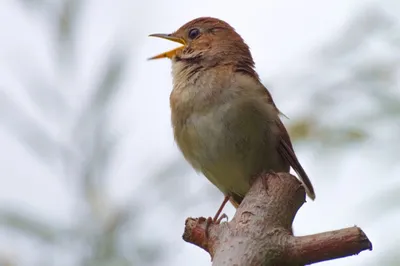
[188,28,200,39]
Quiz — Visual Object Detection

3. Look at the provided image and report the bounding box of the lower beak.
[148,33,186,60]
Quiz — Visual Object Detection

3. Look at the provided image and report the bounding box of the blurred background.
[0,0,399,265]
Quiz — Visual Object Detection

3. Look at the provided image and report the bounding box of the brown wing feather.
[276,119,316,200]
[228,120,316,208]
[260,83,316,200]
[226,81,315,206]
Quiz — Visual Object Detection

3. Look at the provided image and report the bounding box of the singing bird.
[149,17,315,222]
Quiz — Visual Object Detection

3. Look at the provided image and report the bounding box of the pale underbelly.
[175,100,287,198]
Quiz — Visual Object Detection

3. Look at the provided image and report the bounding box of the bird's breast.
[171,90,284,197]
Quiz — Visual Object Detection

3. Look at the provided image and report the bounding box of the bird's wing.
[276,119,316,200]
[257,81,316,200]
[234,75,315,201]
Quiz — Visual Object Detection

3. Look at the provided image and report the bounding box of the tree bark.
[182,172,372,266]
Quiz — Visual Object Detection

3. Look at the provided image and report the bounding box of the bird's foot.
[205,213,229,239]
[215,213,229,224]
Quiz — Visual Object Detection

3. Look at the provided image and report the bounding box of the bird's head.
[149,17,257,77]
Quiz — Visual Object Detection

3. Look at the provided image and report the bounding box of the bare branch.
[183,173,372,266]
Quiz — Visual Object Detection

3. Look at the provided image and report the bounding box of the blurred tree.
[282,5,400,150]
[278,5,400,266]
[0,1,163,265]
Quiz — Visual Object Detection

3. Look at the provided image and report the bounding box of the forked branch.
[182,173,372,266]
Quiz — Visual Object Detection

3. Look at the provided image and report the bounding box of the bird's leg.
[213,195,230,222]
[205,195,230,238]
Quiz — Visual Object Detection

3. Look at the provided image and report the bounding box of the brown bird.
[149,17,315,223]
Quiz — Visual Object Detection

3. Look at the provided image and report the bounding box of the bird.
[148,17,315,223]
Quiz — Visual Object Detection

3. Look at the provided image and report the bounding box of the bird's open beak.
[148,33,186,60]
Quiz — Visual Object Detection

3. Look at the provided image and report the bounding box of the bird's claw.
[205,213,229,238]
[204,217,213,239]
[216,213,229,224]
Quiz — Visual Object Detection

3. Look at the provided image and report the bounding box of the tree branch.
[182,172,372,266]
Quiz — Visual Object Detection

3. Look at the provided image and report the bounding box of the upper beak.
[148,33,186,60]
